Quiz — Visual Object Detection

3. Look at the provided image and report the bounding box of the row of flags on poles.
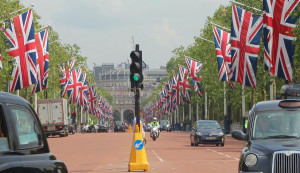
[58,58,113,121]
[214,0,299,88]
[145,0,299,118]
[144,56,203,119]
[0,9,113,120]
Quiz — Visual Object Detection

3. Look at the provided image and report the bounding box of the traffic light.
[130,44,143,88]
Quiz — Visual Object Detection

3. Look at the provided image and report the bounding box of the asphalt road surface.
[47,131,245,173]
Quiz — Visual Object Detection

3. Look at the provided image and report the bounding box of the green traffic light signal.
[133,74,139,81]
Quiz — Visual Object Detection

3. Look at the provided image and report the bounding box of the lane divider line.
[152,150,164,162]
[206,148,239,161]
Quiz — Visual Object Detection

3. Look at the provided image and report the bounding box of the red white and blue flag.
[178,65,191,103]
[78,72,88,108]
[67,68,82,104]
[59,58,76,98]
[263,0,299,81]
[212,26,232,82]
[3,10,38,92]
[230,5,263,88]
[88,85,97,115]
[32,29,49,93]
[185,56,203,97]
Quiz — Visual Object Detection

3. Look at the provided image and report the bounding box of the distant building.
[94,62,168,122]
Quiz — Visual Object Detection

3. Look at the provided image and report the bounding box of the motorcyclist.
[150,117,160,127]
[150,117,160,139]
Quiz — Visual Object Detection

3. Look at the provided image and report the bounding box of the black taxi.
[232,99,300,173]
[0,92,68,172]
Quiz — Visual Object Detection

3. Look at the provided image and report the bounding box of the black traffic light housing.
[130,44,143,89]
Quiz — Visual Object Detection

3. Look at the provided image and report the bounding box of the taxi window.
[253,111,300,139]
[0,105,9,151]
[10,105,42,149]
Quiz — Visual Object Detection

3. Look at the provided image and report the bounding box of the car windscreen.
[161,120,169,125]
[197,122,220,129]
[252,110,300,139]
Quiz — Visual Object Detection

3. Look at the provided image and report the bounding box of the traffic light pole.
[135,88,140,132]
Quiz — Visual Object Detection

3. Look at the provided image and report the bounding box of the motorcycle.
[150,125,160,141]
[166,124,171,132]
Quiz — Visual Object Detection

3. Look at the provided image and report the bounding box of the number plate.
[47,125,56,131]
[205,137,216,140]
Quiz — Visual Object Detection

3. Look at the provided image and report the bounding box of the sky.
[20,0,231,70]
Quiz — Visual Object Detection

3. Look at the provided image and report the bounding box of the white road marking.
[152,150,164,162]
[206,148,239,161]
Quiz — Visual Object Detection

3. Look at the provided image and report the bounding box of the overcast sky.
[20,0,231,70]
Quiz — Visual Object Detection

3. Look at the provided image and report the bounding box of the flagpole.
[230,0,262,13]
[197,37,214,44]
[242,84,245,118]
[35,24,51,33]
[210,22,231,32]
[189,103,191,124]
[205,92,207,120]
[9,4,34,15]
[35,93,37,112]
[196,100,199,121]
[224,82,227,117]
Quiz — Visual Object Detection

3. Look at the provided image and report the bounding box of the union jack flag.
[77,72,88,108]
[192,78,202,97]
[178,65,191,103]
[185,56,202,81]
[88,85,97,115]
[212,26,232,81]
[263,0,299,81]
[32,29,49,93]
[182,77,191,103]
[59,58,76,98]
[3,10,37,92]
[185,56,203,97]
[230,5,263,88]
[67,68,82,104]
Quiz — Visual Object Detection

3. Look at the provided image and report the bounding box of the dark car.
[190,120,224,147]
[114,121,125,132]
[96,124,108,132]
[0,92,68,172]
[231,99,300,173]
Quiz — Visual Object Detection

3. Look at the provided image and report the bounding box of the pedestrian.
[180,122,183,132]
[133,110,146,144]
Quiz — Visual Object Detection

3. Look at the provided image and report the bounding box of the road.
[47,131,245,173]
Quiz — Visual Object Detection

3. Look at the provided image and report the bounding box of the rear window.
[10,105,43,149]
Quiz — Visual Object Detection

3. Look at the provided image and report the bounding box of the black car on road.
[96,124,109,132]
[0,92,68,172]
[114,121,125,132]
[232,99,300,173]
[190,120,224,147]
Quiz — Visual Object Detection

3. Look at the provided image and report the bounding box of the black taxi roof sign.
[279,100,300,108]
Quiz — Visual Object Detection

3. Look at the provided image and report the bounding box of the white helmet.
[153,117,157,121]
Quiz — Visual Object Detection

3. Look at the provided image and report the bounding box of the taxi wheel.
[191,142,194,146]
[195,143,198,146]
[221,143,224,147]
[216,144,219,146]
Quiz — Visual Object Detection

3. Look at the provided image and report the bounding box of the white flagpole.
[230,1,263,13]
[210,22,231,32]
[196,100,199,121]
[224,82,227,117]
[242,85,245,118]
[197,36,214,44]
[205,92,208,120]
[9,4,35,15]
[35,93,37,112]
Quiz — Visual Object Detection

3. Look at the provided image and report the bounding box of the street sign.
[134,139,144,150]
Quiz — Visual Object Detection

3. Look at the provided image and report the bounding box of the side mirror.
[231,130,248,140]
[192,127,196,131]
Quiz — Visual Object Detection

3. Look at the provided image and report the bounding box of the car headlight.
[245,153,258,166]
[218,131,224,136]
[196,132,202,136]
